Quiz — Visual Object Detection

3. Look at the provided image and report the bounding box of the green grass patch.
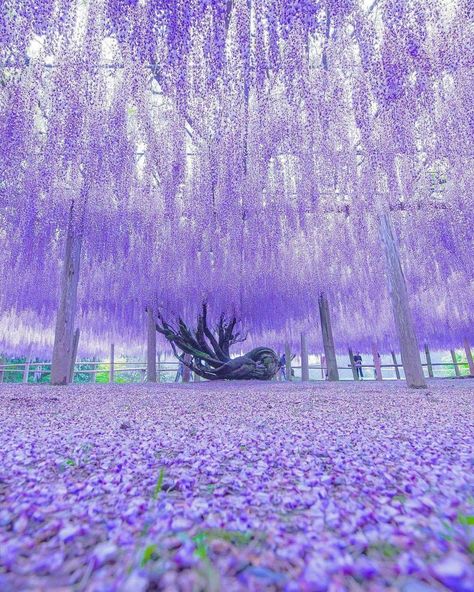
[367,542,400,558]
[140,543,159,567]
[458,513,474,526]
[392,494,406,503]
[192,528,256,548]
[193,533,209,560]
[152,468,165,499]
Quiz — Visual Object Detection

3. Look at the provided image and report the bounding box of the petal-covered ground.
[0,380,473,591]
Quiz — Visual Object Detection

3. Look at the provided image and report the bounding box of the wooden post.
[463,339,474,377]
[379,213,426,388]
[348,348,359,381]
[300,333,309,381]
[321,354,326,379]
[450,349,460,377]
[109,343,115,383]
[391,351,401,379]
[194,371,201,382]
[372,344,382,381]
[183,354,191,383]
[157,354,161,383]
[318,293,339,381]
[0,357,4,383]
[146,306,157,382]
[23,355,31,384]
[68,328,80,383]
[285,342,292,381]
[92,356,97,383]
[51,200,84,385]
[424,343,434,378]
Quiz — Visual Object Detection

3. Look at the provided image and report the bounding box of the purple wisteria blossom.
[0,0,473,355]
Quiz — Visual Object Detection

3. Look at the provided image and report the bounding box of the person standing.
[354,352,363,379]
[33,359,42,382]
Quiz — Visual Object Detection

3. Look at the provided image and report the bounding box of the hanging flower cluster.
[0,0,472,355]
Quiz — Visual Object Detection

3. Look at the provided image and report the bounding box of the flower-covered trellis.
[0,0,472,359]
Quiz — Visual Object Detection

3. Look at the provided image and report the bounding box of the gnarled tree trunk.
[155,303,280,381]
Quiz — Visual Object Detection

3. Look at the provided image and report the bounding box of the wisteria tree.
[155,303,280,380]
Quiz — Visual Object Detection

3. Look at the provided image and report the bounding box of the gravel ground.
[0,380,473,591]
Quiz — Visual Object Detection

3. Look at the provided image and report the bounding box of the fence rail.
[0,359,472,383]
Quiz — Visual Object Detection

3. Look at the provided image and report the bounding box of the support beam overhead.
[318,293,339,381]
[464,339,474,377]
[301,333,309,382]
[51,199,85,386]
[424,343,434,378]
[68,328,80,384]
[450,349,460,377]
[285,342,292,381]
[391,351,401,380]
[23,353,31,384]
[147,306,157,382]
[110,343,115,383]
[379,213,427,389]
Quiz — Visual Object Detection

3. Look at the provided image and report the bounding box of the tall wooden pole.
[391,351,401,380]
[23,351,31,384]
[68,328,80,384]
[348,348,359,381]
[146,306,157,382]
[424,343,434,378]
[463,339,474,377]
[109,343,115,383]
[51,200,84,385]
[318,293,339,381]
[450,349,461,377]
[92,356,97,383]
[379,213,426,388]
[300,333,309,382]
[372,344,383,381]
[285,342,292,381]
[183,354,191,383]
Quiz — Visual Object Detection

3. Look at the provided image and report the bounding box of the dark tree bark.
[155,303,279,381]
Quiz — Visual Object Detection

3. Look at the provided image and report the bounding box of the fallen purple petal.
[0,380,473,590]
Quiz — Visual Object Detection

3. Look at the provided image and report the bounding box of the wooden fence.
[0,359,472,383]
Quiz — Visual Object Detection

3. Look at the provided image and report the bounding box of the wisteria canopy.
[0,0,473,355]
